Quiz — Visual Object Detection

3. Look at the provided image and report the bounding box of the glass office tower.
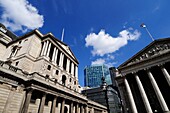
[84,64,111,87]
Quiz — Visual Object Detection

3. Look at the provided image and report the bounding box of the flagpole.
[61,28,65,42]
[144,27,154,41]
[140,23,154,41]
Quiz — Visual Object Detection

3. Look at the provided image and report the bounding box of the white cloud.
[0,0,44,32]
[91,58,105,65]
[91,57,117,67]
[85,28,141,56]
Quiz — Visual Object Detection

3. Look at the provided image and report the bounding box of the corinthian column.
[39,93,46,113]
[40,41,46,56]
[51,96,57,113]
[134,73,152,113]
[159,65,170,86]
[147,70,169,112]
[70,101,74,113]
[61,98,65,113]
[124,78,138,113]
[43,40,49,56]
[22,89,33,113]
[52,47,56,62]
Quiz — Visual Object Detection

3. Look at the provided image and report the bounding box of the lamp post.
[101,76,110,113]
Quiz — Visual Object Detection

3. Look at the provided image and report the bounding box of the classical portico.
[40,39,78,79]
[114,38,170,113]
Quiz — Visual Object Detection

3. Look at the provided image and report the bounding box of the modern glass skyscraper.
[84,64,111,87]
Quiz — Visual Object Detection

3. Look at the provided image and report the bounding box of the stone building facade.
[0,24,107,113]
[114,38,170,113]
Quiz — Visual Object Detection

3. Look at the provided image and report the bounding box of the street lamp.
[101,76,110,113]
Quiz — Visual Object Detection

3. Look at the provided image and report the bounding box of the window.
[24,39,28,42]
[15,61,19,66]
[47,65,51,70]
[62,75,66,85]
[56,70,59,75]
[54,79,58,83]
[46,74,49,78]
[19,41,22,44]
[9,45,20,58]
[70,78,72,82]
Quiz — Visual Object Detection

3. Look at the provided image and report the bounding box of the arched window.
[47,65,51,70]
[64,106,68,113]
[56,70,59,75]
[62,75,66,86]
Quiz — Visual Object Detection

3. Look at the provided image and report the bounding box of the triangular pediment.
[118,38,170,68]
[44,33,78,63]
[57,41,77,61]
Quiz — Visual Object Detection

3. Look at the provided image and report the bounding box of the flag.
[140,23,146,28]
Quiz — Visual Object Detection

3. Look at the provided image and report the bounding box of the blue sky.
[0,0,170,86]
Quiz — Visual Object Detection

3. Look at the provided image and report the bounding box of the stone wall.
[0,84,25,113]
[0,43,6,61]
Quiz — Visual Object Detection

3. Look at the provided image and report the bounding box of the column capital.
[131,71,138,75]
[144,67,151,71]
[157,63,165,68]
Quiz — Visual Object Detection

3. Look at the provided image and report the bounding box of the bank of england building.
[0,23,107,113]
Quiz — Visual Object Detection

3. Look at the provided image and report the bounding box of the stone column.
[124,78,138,113]
[57,103,61,113]
[76,103,79,113]
[40,41,46,56]
[71,63,74,75]
[38,93,46,113]
[84,105,88,113]
[22,89,33,113]
[52,47,56,62]
[43,40,49,56]
[159,65,170,86]
[46,42,51,57]
[147,70,169,112]
[81,105,84,113]
[91,108,94,113]
[70,101,74,113]
[51,96,57,113]
[61,98,65,113]
[75,66,78,78]
[134,73,152,113]
[59,53,63,67]
[54,49,58,63]
[66,59,70,72]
